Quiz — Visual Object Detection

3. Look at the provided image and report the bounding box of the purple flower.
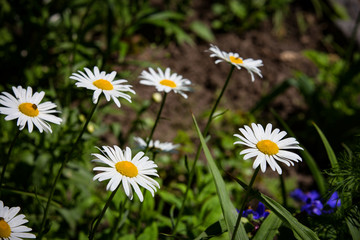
[290,188,307,202]
[326,191,341,208]
[290,189,341,216]
[301,198,324,216]
[242,202,270,220]
[323,191,341,214]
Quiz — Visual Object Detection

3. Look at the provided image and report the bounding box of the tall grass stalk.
[173,65,235,235]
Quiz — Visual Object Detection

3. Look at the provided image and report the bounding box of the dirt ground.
[116,4,326,141]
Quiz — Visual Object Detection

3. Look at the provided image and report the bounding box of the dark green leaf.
[312,122,338,169]
[253,212,282,240]
[195,219,227,240]
[192,114,248,240]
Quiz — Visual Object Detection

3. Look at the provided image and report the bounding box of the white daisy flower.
[0,200,36,239]
[234,123,303,175]
[92,146,160,202]
[139,67,192,99]
[0,86,62,133]
[134,137,180,153]
[208,44,263,82]
[70,66,135,108]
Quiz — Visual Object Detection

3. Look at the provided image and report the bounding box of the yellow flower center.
[0,218,11,238]
[18,103,39,117]
[256,140,279,155]
[229,56,244,64]
[115,161,138,178]
[159,79,177,88]
[93,79,114,90]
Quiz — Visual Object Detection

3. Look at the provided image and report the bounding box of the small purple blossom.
[240,202,270,220]
[290,188,341,216]
[326,191,341,208]
[301,198,323,216]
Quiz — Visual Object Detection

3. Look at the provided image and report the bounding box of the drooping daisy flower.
[134,137,180,153]
[92,146,160,202]
[208,44,263,82]
[70,66,135,108]
[0,200,36,239]
[139,67,192,99]
[234,123,303,174]
[0,86,62,133]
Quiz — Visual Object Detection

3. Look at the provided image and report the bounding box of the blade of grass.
[227,172,320,240]
[271,109,327,195]
[253,212,282,240]
[192,114,248,240]
[194,219,227,240]
[346,207,360,240]
[312,122,338,169]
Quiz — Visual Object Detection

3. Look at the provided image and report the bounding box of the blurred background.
[0,0,359,239]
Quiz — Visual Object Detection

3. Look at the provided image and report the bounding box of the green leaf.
[189,21,215,42]
[195,219,227,240]
[312,122,338,169]
[300,149,327,194]
[192,114,248,240]
[251,80,291,113]
[145,11,185,21]
[228,173,320,240]
[346,208,360,240]
[138,222,158,240]
[271,109,327,195]
[158,190,182,209]
[253,212,282,240]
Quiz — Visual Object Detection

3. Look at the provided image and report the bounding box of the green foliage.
[1,1,359,239]
[252,213,282,240]
[230,175,320,240]
[210,0,292,34]
[193,114,248,240]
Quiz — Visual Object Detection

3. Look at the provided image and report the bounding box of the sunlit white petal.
[139,67,192,99]
[0,86,62,133]
[234,123,303,174]
[0,200,36,239]
[70,66,135,108]
[92,145,160,202]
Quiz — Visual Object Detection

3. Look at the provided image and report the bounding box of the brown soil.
[115,12,323,142]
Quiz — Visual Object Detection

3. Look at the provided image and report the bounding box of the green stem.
[38,101,99,239]
[121,101,151,147]
[110,197,128,240]
[203,65,235,135]
[232,167,260,240]
[0,129,21,193]
[172,65,235,235]
[145,92,167,153]
[279,174,287,207]
[135,190,147,236]
[89,187,119,240]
